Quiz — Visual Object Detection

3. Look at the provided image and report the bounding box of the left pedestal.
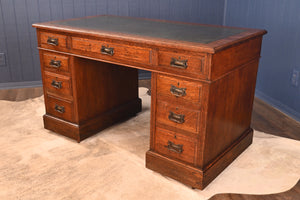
[40,50,141,142]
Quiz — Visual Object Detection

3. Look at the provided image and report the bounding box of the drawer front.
[43,52,69,73]
[156,74,202,104]
[40,32,67,49]
[155,128,196,164]
[44,72,72,97]
[158,51,205,77]
[45,96,74,122]
[72,37,151,65]
[156,101,199,133]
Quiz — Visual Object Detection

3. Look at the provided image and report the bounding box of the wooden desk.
[33,16,266,189]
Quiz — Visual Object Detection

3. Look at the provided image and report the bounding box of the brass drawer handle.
[165,141,183,154]
[54,104,65,113]
[101,46,114,56]
[49,60,61,68]
[47,37,58,46]
[170,58,188,69]
[51,80,62,89]
[168,111,185,124]
[170,85,186,97]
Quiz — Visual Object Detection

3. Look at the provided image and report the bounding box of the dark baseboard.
[255,89,300,122]
[138,71,151,80]
[0,81,43,89]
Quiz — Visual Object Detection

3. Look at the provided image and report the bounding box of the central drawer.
[72,37,151,65]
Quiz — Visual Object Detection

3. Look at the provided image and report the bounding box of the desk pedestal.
[40,54,142,142]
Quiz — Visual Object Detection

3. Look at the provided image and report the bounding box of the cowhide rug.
[0,88,299,200]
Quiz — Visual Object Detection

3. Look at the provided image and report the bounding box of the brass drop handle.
[168,111,185,124]
[49,60,61,68]
[170,85,186,97]
[165,141,183,154]
[51,80,62,89]
[170,58,188,69]
[101,46,114,56]
[54,104,65,113]
[47,37,58,46]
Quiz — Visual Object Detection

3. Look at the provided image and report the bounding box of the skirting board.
[138,71,151,80]
[255,89,300,122]
[0,81,43,89]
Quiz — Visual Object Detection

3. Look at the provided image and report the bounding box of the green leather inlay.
[54,16,245,44]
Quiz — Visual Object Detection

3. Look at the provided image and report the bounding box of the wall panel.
[0,0,11,82]
[1,0,23,81]
[225,0,300,121]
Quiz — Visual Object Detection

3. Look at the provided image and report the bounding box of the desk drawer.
[158,51,205,77]
[44,71,72,97]
[43,52,70,73]
[40,32,67,49]
[157,74,202,104]
[46,96,74,122]
[72,37,151,65]
[155,128,196,164]
[156,101,199,134]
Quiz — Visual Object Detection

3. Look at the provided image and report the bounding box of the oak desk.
[33,16,266,189]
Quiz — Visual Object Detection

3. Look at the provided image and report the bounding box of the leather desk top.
[33,15,266,53]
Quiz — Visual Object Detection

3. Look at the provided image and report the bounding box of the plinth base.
[146,129,253,189]
[44,98,142,142]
